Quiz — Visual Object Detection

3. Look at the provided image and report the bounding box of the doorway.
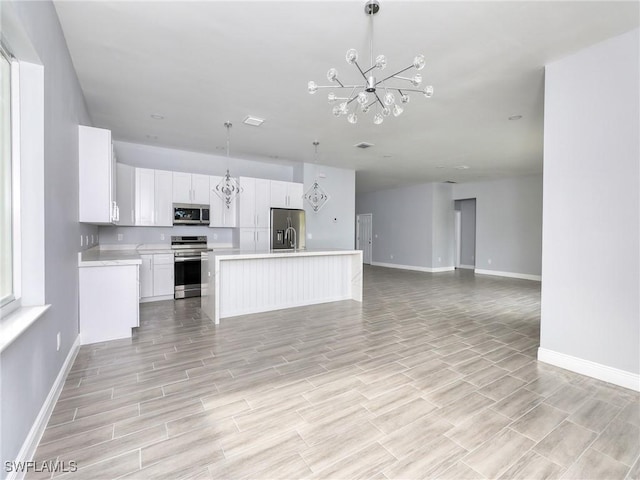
[454,199,476,270]
[356,214,373,265]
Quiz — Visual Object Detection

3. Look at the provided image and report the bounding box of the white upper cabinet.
[135,168,155,226]
[172,172,209,205]
[209,175,237,228]
[116,163,135,226]
[239,177,271,228]
[154,170,173,227]
[79,125,118,224]
[270,181,303,209]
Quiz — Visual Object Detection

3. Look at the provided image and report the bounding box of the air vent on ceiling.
[354,142,374,149]
[444,180,457,184]
[243,115,265,127]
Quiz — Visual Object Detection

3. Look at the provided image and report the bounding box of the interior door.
[356,214,373,265]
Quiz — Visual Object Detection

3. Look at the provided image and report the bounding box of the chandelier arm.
[362,65,377,75]
[315,84,365,89]
[376,64,414,85]
[395,87,427,93]
[353,61,369,81]
[335,78,345,88]
[373,91,385,108]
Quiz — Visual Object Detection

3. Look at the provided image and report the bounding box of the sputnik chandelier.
[307,0,433,125]
[214,121,243,208]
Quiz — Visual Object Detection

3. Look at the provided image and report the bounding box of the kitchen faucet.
[284,225,297,250]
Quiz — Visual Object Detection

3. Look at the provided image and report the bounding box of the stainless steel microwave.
[173,204,210,225]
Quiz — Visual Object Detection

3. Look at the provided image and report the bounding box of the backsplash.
[98,225,234,246]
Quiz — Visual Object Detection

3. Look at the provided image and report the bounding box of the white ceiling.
[53,1,639,193]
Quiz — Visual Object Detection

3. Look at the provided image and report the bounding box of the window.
[0,45,13,308]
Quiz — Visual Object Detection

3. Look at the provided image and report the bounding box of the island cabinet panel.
[201,250,363,324]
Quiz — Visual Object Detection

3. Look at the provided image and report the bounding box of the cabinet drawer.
[153,254,174,265]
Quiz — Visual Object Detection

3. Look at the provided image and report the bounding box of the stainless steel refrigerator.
[271,208,306,250]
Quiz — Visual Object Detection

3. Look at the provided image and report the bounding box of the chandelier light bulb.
[392,104,404,117]
[413,54,426,70]
[308,81,318,94]
[362,105,370,114]
[332,105,342,117]
[375,54,387,70]
[411,73,422,86]
[373,113,384,125]
[382,107,391,117]
[339,102,349,115]
[401,93,410,104]
[327,68,338,82]
[384,92,395,106]
[423,85,434,98]
[357,92,368,105]
[328,92,337,103]
[346,48,358,64]
[347,113,358,124]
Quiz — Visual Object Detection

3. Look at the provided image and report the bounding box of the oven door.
[174,256,202,298]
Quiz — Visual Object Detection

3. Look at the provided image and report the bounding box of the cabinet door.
[239,228,256,251]
[152,255,174,297]
[135,168,155,226]
[255,228,270,251]
[154,170,173,226]
[238,177,256,227]
[255,178,271,229]
[191,174,210,205]
[287,183,304,209]
[79,125,114,224]
[140,255,154,298]
[172,172,192,203]
[270,180,288,208]
[116,163,135,226]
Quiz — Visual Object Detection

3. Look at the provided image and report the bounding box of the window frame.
[0,42,21,317]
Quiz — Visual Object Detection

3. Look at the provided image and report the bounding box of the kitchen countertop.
[203,248,362,260]
[78,248,142,267]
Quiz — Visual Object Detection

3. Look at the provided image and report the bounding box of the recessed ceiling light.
[150,114,164,120]
[454,165,470,170]
[508,114,523,121]
[354,142,374,149]
[382,154,392,158]
[243,115,265,127]
[146,134,158,140]
[436,165,446,169]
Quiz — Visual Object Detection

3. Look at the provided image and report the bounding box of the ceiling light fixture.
[243,115,265,127]
[150,114,164,120]
[308,0,433,125]
[214,121,243,209]
[303,141,330,213]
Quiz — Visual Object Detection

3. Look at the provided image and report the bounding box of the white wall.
[453,175,543,278]
[540,28,639,385]
[302,163,355,250]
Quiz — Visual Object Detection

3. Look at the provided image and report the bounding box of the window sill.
[0,304,51,353]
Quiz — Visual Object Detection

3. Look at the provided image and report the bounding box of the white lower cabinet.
[239,228,270,251]
[140,255,154,298]
[140,253,175,301]
[79,264,139,345]
[153,254,174,296]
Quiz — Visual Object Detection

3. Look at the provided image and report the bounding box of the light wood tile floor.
[31,267,639,479]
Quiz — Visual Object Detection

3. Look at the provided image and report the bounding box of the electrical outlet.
[117,234,123,241]
[488,258,492,265]
[307,233,313,239]
[213,233,218,240]
[56,332,61,351]
[160,234,165,241]
[390,254,394,260]
[438,256,442,263]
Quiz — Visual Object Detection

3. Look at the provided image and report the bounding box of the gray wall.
[356,183,435,268]
[541,29,639,375]
[1,0,94,468]
[453,175,543,276]
[431,183,455,268]
[455,199,477,266]
[302,163,356,250]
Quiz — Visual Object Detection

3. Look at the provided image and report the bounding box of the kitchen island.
[201,249,363,324]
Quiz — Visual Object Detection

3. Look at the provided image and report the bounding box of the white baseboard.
[475,268,541,282]
[10,335,81,480]
[538,347,640,392]
[458,264,475,270]
[371,262,455,273]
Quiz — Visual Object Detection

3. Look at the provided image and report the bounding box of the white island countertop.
[204,248,362,260]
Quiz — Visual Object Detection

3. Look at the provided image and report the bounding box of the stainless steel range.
[171,235,207,299]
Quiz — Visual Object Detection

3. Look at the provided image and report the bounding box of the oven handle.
[174,256,201,263]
